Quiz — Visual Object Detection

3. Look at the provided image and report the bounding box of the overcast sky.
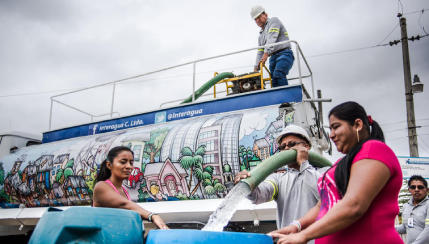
[1,0,428,158]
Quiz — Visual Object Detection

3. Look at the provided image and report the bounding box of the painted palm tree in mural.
[179,145,206,196]
[239,145,253,170]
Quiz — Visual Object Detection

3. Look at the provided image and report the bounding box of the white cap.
[276,124,311,147]
[250,5,265,19]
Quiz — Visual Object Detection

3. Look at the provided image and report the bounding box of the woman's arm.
[269,201,321,235]
[93,182,168,229]
[272,159,391,244]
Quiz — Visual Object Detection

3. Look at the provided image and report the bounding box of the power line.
[403,8,429,16]
[308,45,386,58]
[377,23,399,46]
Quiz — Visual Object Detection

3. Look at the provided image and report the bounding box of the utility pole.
[399,16,419,157]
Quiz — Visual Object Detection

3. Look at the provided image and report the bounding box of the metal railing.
[48,40,314,130]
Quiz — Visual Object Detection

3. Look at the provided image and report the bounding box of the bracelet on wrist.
[147,212,156,222]
[290,220,302,232]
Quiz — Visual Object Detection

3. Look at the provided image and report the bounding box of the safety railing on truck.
[48,40,319,131]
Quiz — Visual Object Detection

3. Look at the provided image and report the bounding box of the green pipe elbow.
[241,150,332,191]
[181,72,235,104]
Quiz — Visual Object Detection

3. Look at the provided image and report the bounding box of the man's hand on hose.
[234,170,251,184]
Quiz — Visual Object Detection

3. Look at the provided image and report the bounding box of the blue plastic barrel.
[145,229,272,244]
[29,207,143,244]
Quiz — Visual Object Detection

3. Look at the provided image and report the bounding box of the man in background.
[396,175,429,244]
[251,5,294,87]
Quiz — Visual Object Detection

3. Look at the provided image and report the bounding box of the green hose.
[181,72,235,104]
[241,150,332,190]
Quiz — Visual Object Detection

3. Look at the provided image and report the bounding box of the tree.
[179,145,206,195]
[238,145,253,170]
[56,169,64,184]
[203,165,226,198]
[143,128,169,163]
[64,168,74,180]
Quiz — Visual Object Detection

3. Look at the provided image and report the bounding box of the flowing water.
[202,182,251,231]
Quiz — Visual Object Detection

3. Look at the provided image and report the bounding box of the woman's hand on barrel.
[152,215,169,230]
[234,170,251,184]
[268,224,299,236]
[269,232,307,244]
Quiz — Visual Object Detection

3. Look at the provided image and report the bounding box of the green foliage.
[203,179,212,187]
[138,186,151,202]
[0,162,5,185]
[64,168,74,180]
[85,170,97,194]
[223,164,231,172]
[195,145,206,156]
[65,159,74,169]
[214,183,226,193]
[0,188,10,202]
[205,185,215,195]
[179,145,206,194]
[180,156,194,169]
[202,172,211,180]
[194,167,204,180]
[143,128,169,161]
[56,169,64,183]
[203,166,213,174]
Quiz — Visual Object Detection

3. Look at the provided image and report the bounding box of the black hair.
[408,175,428,188]
[96,146,134,183]
[328,101,385,197]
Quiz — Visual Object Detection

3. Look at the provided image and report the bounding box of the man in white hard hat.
[234,124,325,244]
[250,5,294,87]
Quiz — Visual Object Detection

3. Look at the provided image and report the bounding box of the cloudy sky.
[1,0,428,158]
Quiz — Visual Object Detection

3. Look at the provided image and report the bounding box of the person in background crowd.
[396,175,429,244]
[93,146,168,229]
[270,101,403,244]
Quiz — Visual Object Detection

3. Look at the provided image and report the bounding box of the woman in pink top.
[93,146,168,229]
[270,101,403,244]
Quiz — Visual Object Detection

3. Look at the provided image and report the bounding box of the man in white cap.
[250,5,294,87]
[234,124,325,243]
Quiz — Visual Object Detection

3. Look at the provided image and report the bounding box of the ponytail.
[95,146,134,183]
[329,101,384,197]
[96,160,111,182]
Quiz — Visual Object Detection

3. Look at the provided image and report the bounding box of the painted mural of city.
[0,105,289,208]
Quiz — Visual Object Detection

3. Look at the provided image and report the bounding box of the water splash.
[202,182,251,231]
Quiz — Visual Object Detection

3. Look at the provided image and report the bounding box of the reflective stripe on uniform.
[269,28,280,33]
[258,48,264,52]
[264,179,278,200]
[426,218,429,225]
[284,32,289,37]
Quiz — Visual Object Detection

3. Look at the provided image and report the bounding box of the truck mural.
[0,103,315,208]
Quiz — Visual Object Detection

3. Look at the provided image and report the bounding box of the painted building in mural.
[0,104,304,208]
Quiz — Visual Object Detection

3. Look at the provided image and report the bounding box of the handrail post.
[192,62,196,102]
[110,82,116,118]
[295,44,303,88]
[49,98,53,130]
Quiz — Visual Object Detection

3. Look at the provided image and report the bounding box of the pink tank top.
[105,179,131,201]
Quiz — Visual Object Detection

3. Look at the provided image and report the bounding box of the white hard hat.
[276,124,311,147]
[250,5,265,19]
